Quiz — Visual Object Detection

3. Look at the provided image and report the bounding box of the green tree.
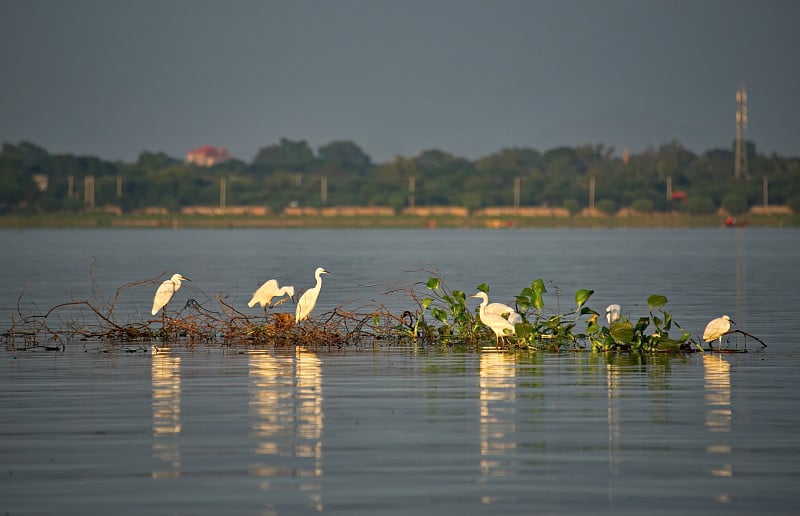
[596,199,617,215]
[252,138,315,171]
[630,198,654,212]
[686,195,716,214]
[721,193,748,215]
[318,140,371,174]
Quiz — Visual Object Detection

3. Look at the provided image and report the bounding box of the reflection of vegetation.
[2,139,798,216]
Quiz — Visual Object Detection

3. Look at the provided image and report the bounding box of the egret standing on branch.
[471,292,517,345]
[606,304,621,324]
[295,267,330,323]
[703,315,735,349]
[151,273,190,317]
[248,279,295,314]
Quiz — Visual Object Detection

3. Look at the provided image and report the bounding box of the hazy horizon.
[2,0,798,163]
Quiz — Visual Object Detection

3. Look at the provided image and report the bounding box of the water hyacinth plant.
[408,275,700,352]
[585,294,698,352]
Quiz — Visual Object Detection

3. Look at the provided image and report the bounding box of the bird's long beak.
[729,319,736,325]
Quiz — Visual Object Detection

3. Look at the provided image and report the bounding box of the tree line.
[1,138,798,216]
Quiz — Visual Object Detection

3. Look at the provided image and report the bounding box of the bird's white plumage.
[248,279,295,308]
[151,273,189,315]
[703,315,734,346]
[485,299,522,325]
[471,292,517,342]
[295,267,329,323]
[605,304,621,324]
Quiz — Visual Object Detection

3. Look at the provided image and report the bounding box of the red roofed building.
[186,145,231,166]
[671,190,687,203]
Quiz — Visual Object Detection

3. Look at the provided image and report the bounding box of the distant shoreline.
[1,212,797,229]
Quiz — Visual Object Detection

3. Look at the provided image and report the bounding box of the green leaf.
[477,283,490,294]
[422,298,433,310]
[372,314,380,326]
[515,297,531,312]
[426,277,440,290]
[575,289,594,308]
[431,308,447,323]
[545,315,562,329]
[515,323,534,338]
[610,321,634,344]
[533,291,544,310]
[634,316,650,333]
[655,337,684,351]
[647,294,668,309]
[528,281,546,310]
[586,317,600,335]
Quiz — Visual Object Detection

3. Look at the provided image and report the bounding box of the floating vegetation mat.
[3,270,766,353]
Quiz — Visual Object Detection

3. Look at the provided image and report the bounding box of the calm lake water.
[2,228,799,514]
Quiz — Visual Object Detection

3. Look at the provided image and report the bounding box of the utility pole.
[513,176,520,209]
[763,176,769,208]
[320,176,327,204]
[666,176,672,201]
[734,84,748,179]
[67,176,74,199]
[220,176,226,209]
[408,176,416,209]
[84,176,95,209]
[116,176,122,199]
[589,176,596,211]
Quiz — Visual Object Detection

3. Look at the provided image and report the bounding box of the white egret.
[703,315,735,349]
[295,267,330,323]
[484,296,522,325]
[151,273,190,316]
[471,292,516,344]
[248,279,295,312]
[606,304,621,324]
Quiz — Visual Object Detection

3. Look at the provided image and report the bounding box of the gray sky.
[1,0,798,163]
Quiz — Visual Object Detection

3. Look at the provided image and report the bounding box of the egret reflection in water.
[606,364,622,476]
[248,347,323,511]
[151,347,182,479]
[479,349,517,485]
[704,354,733,503]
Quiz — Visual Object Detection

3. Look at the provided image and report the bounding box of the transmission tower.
[734,84,748,179]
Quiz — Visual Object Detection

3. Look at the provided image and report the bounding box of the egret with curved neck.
[248,279,295,315]
[151,273,190,318]
[470,291,517,345]
[295,267,330,323]
[703,315,735,349]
